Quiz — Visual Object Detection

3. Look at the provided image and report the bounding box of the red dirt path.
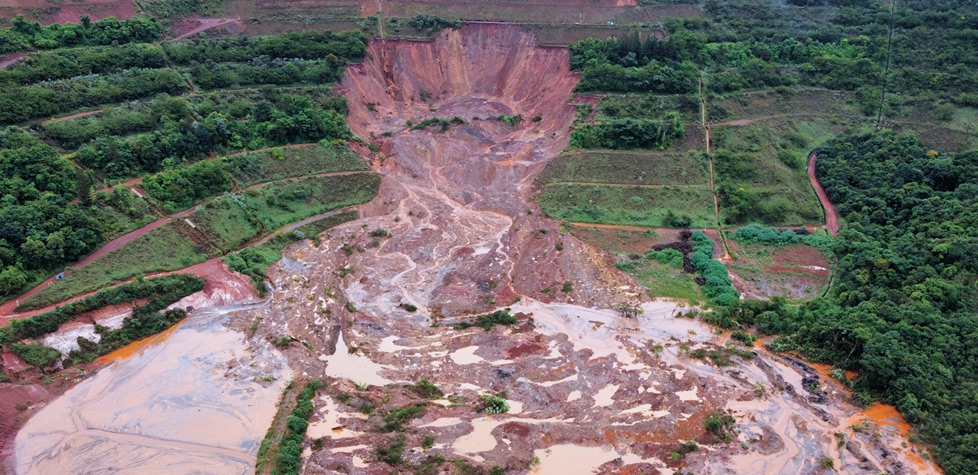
[0,53,26,70]
[807,152,839,236]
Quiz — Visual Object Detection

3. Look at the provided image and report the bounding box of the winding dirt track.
[807,152,839,236]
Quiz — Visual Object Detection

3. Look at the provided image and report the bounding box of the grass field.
[539,150,709,187]
[238,173,380,229]
[622,256,704,302]
[228,143,368,187]
[21,173,378,309]
[712,118,842,226]
[83,188,162,240]
[21,221,216,310]
[188,199,262,252]
[538,182,715,228]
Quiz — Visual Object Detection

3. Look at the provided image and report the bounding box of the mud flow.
[13,25,936,475]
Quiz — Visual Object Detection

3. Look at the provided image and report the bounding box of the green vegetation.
[189,200,262,253]
[238,174,379,229]
[704,410,736,443]
[405,15,462,32]
[0,15,162,55]
[19,221,214,310]
[732,224,832,254]
[616,252,704,302]
[413,379,444,399]
[496,114,521,126]
[452,309,518,331]
[754,132,978,472]
[376,437,406,465]
[224,211,357,295]
[1,274,203,343]
[269,380,322,475]
[141,160,234,213]
[539,150,708,187]
[228,144,367,188]
[538,183,715,228]
[410,116,466,132]
[64,307,188,366]
[10,343,60,369]
[383,404,427,432]
[689,232,739,306]
[481,394,510,414]
[570,114,685,150]
[165,31,367,90]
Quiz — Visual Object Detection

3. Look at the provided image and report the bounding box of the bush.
[10,343,60,368]
[406,15,461,32]
[481,394,510,414]
[732,224,833,254]
[570,114,684,150]
[453,309,517,331]
[689,231,739,306]
[141,159,233,212]
[414,379,443,399]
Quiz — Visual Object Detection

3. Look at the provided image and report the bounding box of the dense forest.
[789,133,977,472]
[570,0,978,111]
[710,133,978,472]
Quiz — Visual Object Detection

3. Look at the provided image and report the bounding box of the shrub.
[414,379,443,399]
[10,343,60,368]
[570,114,684,150]
[481,394,510,414]
[688,232,739,306]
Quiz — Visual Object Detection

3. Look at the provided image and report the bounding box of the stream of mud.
[12,24,938,475]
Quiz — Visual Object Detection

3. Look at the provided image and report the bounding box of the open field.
[569,226,705,302]
[187,199,262,252]
[540,150,709,187]
[238,173,379,229]
[538,182,715,228]
[724,239,831,301]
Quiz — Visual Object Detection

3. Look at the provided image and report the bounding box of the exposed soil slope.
[339,23,635,315]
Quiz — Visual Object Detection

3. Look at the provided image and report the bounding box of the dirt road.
[807,152,839,235]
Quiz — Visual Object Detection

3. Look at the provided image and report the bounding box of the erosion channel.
[14,25,937,475]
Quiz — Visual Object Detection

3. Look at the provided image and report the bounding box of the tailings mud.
[13,300,290,474]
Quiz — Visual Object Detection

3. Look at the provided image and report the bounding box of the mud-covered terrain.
[240,25,938,474]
